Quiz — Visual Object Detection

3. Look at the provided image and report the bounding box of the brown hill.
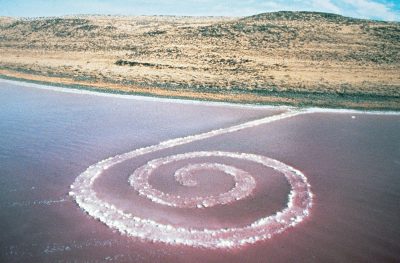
[0,11,399,109]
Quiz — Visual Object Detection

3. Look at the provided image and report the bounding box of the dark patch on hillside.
[242,11,367,24]
[115,59,188,70]
[1,18,100,37]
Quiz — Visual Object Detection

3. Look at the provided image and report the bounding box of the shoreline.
[1,73,400,115]
[1,68,399,112]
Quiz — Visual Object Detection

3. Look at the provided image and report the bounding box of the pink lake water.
[0,80,399,262]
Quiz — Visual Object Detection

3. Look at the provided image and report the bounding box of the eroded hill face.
[0,11,399,107]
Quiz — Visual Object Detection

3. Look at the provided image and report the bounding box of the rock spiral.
[69,110,313,248]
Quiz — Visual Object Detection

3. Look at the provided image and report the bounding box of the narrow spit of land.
[0,11,399,110]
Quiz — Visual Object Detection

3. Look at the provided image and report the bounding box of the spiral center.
[129,152,257,208]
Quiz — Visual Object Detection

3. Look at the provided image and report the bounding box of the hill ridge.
[0,11,399,109]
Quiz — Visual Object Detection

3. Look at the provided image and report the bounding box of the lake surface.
[0,80,399,262]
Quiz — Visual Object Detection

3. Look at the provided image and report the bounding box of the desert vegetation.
[0,11,399,109]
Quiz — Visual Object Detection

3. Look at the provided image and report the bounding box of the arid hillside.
[0,11,399,109]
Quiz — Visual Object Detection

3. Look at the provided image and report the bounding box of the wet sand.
[0,80,399,262]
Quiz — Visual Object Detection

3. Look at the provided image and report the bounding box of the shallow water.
[0,81,399,262]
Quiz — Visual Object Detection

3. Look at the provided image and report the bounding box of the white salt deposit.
[69,110,313,248]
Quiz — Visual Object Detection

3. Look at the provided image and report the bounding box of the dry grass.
[0,11,399,109]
